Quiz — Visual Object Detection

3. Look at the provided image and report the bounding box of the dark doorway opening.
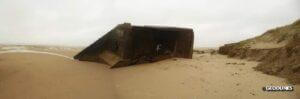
[130,27,180,64]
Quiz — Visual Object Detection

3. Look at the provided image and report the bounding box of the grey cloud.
[0,0,299,47]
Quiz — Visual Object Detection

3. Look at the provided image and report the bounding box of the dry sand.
[0,45,298,99]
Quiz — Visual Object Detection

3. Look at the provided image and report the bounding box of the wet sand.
[0,45,298,99]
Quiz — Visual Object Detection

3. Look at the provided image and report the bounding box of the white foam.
[0,50,74,60]
[1,46,27,50]
[46,47,76,51]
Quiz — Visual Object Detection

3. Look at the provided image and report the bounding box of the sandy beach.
[0,45,298,99]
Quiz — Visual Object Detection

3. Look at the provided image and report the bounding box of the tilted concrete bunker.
[74,23,194,68]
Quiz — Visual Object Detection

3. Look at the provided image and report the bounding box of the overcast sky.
[0,0,299,47]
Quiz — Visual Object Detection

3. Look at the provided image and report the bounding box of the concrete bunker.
[74,23,194,68]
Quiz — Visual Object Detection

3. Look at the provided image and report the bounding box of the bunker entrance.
[130,27,179,64]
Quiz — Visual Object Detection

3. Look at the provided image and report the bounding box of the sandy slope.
[0,46,298,99]
[0,53,116,99]
[219,20,300,84]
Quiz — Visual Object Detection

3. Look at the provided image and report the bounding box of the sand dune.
[219,20,300,84]
[0,46,298,99]
[0,53,116,99]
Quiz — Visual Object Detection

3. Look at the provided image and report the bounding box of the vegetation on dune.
[219,19,300,84]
